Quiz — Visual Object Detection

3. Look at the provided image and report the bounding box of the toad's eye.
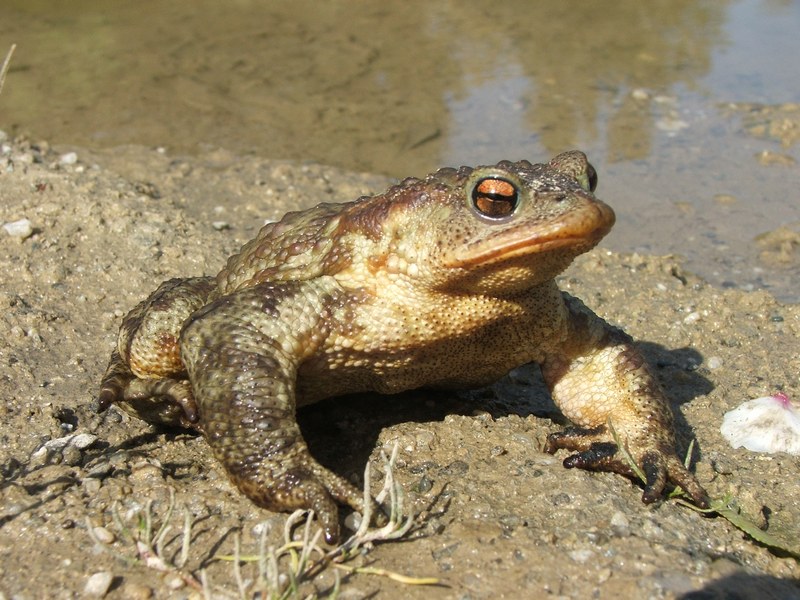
[471,177,519,219]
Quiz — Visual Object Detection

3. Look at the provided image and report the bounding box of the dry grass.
[88,444,439,598]
[0,44,16,97]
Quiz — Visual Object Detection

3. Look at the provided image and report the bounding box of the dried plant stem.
[0,44,16,97]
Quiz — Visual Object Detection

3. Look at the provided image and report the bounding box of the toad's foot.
[544,425,709,508]
[542,293,709,508]
[96,276,218,427]
[180,281,382,543]
[96,350,200,428]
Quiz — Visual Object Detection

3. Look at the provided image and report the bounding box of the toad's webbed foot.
[96,350,200,428]
[96,276,217,428]
[545,425,709,508]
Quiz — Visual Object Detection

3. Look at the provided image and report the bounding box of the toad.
[97,151,708,542]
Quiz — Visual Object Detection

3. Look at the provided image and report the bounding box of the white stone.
[3,218,33,239]
[84,571,113,597]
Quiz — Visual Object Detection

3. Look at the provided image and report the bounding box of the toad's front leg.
[180,280,367,543]
[541,293,709,507]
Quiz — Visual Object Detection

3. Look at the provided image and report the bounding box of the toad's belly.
[294,331,550,406]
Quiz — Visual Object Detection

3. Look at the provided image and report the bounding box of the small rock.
[415,474,434,493]
[439,460,469,477]
[212,221,230,231]
[343,511,363,532]
[84,571,114,597]
[83,478,102,494]
[683,311,701,325]
[32,432,98,459]
[59,151,78,165]
[129,460,165,483]
[610,511,631,537]
[568,548,594,563]
[756,150,795,166]
[551,492,572,506]
[710,453,735,475]
[62,444,83,466]
[120,582,153,600]
[92,526,116,544]
[3,218,34,239]
[655,116,690,133]
[163,574,184,590]
[706,356,723,370]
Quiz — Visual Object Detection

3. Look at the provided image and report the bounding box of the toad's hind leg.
[180,280,368,544]
[97,276,218,427]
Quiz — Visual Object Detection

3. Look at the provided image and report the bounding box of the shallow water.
[2,0,798,300]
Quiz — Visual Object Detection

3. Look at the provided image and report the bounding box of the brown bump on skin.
[128,331,182,379]
[366,253,388,275]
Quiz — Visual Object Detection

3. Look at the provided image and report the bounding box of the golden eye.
[471,177,519,219]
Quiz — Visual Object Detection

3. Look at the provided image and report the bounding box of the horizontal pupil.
[476,193,514,216]
[479,191,512,202]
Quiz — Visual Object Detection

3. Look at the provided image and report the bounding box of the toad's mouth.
[444,200,615,269]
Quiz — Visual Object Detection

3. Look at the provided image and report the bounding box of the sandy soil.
[1,137,798,599]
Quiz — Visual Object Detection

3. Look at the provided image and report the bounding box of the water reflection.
[1,0,799,299]
[440,0,727,165]
[2,0,726,175]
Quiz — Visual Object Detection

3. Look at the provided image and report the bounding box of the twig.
[1,44,17,96]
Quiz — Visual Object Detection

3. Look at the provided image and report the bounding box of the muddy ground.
[0,137,798,599]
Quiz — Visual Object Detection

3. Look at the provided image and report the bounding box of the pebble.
[129,459,165,483]
[756,150,795,167]
[84,571,114,597]
[683,311,701,325]
[31,432,98,459]
[568,549,594,563]
[211,221,230,231]
[59,151,78,165]
[3,218,34,239]
[609,510,631,537]
[92,526,116,544]
[706,356,723,370]
[655,116,690,133]
[120,582,153,600]
[343,511,363,532]
[163,574,185,590]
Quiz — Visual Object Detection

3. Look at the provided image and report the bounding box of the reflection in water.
[2,0,725,174]
[1,0,799,299]
[439,0,726,163]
